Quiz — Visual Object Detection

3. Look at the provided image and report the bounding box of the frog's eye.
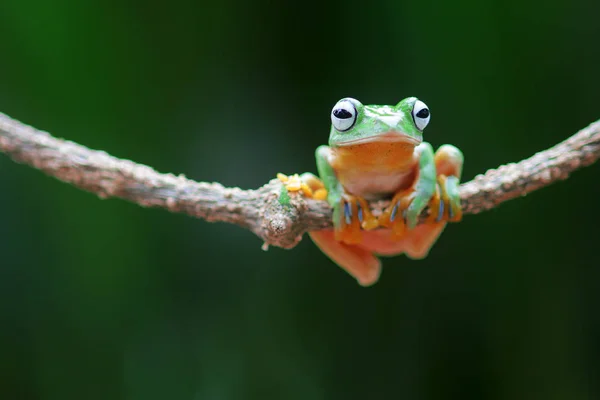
[412,100,430,131]
[331,98,358,132]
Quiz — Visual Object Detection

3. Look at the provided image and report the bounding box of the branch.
[1,112,599,249]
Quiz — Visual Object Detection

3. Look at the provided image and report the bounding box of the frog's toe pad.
[379,189,417,238]
[335,195,378,244]
[277,172,327,199]
[428,175,462,223]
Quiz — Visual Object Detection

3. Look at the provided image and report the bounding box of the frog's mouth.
[338,130,421,146]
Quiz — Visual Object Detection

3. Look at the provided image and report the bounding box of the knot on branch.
[254,182,314,249]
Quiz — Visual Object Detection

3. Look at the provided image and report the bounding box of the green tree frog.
[279,97,463,286]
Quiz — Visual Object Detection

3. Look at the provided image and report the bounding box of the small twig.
[1,112,599,249]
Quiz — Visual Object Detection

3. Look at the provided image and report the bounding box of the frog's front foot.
[334,194,378,244]
[428,144,464,223]
[277,172,328,200]
[428,175,462,223]
[378,187,425,239]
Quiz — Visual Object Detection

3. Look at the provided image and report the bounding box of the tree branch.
[1,112,599,249]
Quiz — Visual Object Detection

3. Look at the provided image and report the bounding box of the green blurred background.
[0,0,599,399]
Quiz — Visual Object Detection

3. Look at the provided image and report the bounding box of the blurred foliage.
[0,0,599,399]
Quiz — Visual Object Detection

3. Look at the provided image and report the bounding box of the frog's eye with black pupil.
[412,100,430,131]
[331,99,357,131]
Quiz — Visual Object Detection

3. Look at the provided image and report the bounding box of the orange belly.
[331,141,417,172]
[330,142,418,199]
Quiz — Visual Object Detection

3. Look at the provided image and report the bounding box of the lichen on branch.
[0,112,599,249]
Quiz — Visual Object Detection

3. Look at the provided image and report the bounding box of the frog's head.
[328,97,430,148]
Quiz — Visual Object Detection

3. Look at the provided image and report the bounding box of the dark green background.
[0,1,599,399]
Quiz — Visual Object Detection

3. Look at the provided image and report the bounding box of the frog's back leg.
[402,144,464,259]
[402,224,447,259]
[359,225,443,259]
[309,230,381,286]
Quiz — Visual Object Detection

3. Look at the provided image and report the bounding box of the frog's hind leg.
[402,223,447,259]
[403,144,464,259]
[309,230,381,286]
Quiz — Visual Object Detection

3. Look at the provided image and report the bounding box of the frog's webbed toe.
[427,175,462,223]
[334,194,378,244]
[378,187,426,239]
[277,172,328,200]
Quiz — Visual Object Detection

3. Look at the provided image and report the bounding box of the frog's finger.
[428,175,463,223]
[299,172,325,191]
[276,173,289,183]
[427,182,445,223]
[333,193,376,244]
[379,189,416,238]
[354,197,378,230]
[406,193,431,229]
[335,196,363,244]
[443,175,462,222]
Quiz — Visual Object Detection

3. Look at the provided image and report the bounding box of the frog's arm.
[405,142,437,229]
[401,144,464,259]
[315,145,343,227]
[379,142,437,235]
[315,146,341,204]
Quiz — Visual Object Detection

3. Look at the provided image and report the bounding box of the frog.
[278,97,463,286]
